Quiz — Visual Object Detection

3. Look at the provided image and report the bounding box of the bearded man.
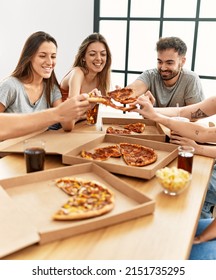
[127,36,205,107]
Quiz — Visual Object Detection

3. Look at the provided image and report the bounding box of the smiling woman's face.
[31,41,57,79]
[84,42,107,74]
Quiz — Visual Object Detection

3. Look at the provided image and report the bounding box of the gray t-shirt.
[137,68,205,107]
[0,76,62,113]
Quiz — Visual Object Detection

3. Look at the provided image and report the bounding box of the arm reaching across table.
[0,94,90,141]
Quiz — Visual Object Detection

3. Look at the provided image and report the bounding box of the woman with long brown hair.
[60,32,112,124]
[0,31,72,131]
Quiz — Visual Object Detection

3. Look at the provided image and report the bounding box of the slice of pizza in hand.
[53,178,115,220]
[119,142,157,167]
[106,88,137,104]
[88,96,136,112]
[88,88,137,112]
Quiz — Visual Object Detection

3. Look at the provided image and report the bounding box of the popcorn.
[156,167,191,194]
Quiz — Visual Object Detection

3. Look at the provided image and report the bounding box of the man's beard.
[159,68,181,81]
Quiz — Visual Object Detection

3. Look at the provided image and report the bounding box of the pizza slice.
[94,145,122,158]
[123,122,145,133]
[106,126,132,135]
[80,150,109,161]
[53,177,115,220]
[88,88,137,112]
[106,123,145,135]
[88,96,136,112]
[106,88,137,104]
[119,142,157,167]
[81,144,121,161]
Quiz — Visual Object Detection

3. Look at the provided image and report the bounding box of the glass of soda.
[86,104,99,125]
[23,139,46,173]
[177,145,195,173]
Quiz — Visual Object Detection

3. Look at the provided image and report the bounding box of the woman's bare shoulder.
[61,67,84,88]
[69,67,85,78]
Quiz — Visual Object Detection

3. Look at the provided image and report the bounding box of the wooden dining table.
[0,112,215,260]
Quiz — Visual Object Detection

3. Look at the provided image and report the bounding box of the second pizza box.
[101,117,166,142]
[0,163,155,258]
[62,134,178,179]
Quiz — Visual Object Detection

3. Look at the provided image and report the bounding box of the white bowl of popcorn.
[156,167,191,196]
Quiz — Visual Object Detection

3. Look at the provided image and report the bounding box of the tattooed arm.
[132,96,216,143]
[152,96,216,121]
[179,97,216,121]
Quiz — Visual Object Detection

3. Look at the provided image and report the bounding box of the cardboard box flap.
[0,131,102,155]
[0,187,39,258]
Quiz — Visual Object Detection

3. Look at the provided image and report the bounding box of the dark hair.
[156,37,187,56]
[73,32,112,95]
[11,31,60,106]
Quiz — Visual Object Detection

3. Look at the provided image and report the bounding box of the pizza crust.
[53,202,114,220]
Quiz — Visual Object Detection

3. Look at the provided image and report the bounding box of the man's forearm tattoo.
[191,108,208,120]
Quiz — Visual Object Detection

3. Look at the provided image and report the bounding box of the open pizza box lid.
[0,131,102,155]
[0,187,40,258]
[0,163,155,258]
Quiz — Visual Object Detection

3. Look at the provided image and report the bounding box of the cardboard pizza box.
[62,135,178,179]
[0,163,155,258]
[0,131,102,155]
[101,117,166,142]
[0,187,39,258]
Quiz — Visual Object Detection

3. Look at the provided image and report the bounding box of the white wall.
[0,0,94,81]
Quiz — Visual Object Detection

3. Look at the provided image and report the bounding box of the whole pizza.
[53,177,115,220]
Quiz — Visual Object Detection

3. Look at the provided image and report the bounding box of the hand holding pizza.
[87,88,138,112]
[88,88,102,97]
[143,90,155,105]
[87,89,102,109]
[131,96,158,120]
